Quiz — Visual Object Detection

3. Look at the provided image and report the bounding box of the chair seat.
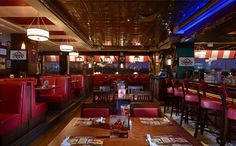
[0,114,21,136]
[185,92,199,103]
[174,89,184,98]
[32,102,48,118]
[201,98,223,110]
[227,104,236,120]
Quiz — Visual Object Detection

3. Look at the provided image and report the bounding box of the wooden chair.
[130,103,160,117]
[219,85,236,145]
[81,103,110,118]
[133,92,153,102]
[127,85,143,94]
[180,81,199,125]
[194,82,223,138]
[93,90,115,103]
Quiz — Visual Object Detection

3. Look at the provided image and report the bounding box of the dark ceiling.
[40,0,210,49]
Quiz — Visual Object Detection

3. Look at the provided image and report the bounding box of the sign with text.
[179,57,194,66]
[10,50,27,60]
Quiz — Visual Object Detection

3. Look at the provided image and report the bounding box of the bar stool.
[164,79,184,117]
[219,85,236,145]
[194,82,223,138]
[171,79,184,117]
[180,81,199,126]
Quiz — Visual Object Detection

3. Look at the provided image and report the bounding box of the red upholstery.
[227,104,236,120]
[0,82,27,136]
[40,76,70,103]
[0,79,48,119]
[28,82,48,118]
[174,89,184,98]
[0,114,21,136]
[71,75,84,90]
[201,98,223,111]
[185,92,199,102]
[133,108,159,117]
[82,108,109,118]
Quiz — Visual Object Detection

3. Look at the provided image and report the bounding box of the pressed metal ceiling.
[40,0,203,49]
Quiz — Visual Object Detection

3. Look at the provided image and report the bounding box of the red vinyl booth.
[0,78,48,128]
[70,75,85,97]
[0,82,28,146]
[39,76,71,106]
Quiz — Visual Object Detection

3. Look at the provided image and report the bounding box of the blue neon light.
[175,0,235,34]
[177,0,210,24]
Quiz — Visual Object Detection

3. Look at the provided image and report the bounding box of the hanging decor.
[27,13,49,41]
[69,51,79,57]
[60,35,74,52]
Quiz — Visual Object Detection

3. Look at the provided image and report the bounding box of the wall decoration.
[10,50,27,60]
[179,57,194,66]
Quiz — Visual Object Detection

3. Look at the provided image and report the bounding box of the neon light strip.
[176,0,235,34]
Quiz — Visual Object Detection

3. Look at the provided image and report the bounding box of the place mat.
[73,118,105,126]
[140,117,172,126]
[61,136,103,146]
[146,134,192,146]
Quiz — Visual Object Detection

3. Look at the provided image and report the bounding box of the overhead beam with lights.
[175,0,235,35]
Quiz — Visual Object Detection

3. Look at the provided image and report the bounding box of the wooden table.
[48,117,202,146]
[35,85,55,101]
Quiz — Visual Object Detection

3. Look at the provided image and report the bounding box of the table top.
[48,117,202,146]
[35,85,55,91]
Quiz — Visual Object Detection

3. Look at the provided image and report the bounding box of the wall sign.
[179,57,194,66]
[10,50,27,60]
[0,48,7,55]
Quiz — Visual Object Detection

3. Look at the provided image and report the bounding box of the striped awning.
[45,55,59,62]
[195,50,235,59]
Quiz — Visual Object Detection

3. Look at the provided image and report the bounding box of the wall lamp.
[175,0,234,34]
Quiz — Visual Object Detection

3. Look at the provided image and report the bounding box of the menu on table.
[61,136,103,146]
[140,117,172,126]
[146,134,192,146]
[73,117,105,126]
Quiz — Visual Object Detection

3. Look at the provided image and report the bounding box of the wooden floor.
[29,98,90,146]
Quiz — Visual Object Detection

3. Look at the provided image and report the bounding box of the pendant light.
[27,13,49,41]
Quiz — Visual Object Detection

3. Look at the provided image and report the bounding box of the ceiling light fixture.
[60,35,74,52]
[69,51,79,57]
[27,13,49,41]
[60,44,73,52]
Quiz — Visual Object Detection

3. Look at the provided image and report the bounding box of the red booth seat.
[0,78,47,123]
[40,76,70,104]
[0,82,28,145]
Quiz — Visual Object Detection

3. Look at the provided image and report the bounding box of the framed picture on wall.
[179,57,194,67]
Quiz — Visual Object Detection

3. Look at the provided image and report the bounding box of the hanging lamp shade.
[27,28,49,41]
[60,44,73,52]
[69,51,79,57]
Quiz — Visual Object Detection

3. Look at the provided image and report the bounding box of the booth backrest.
[40,75,70,100]
[71,75,84,89]
[0,82,28,123]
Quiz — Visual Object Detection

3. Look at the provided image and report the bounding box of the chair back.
[130,103,160,117]
[133,92,153,102]
[93,90,115,103]
[81,103,110,118]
